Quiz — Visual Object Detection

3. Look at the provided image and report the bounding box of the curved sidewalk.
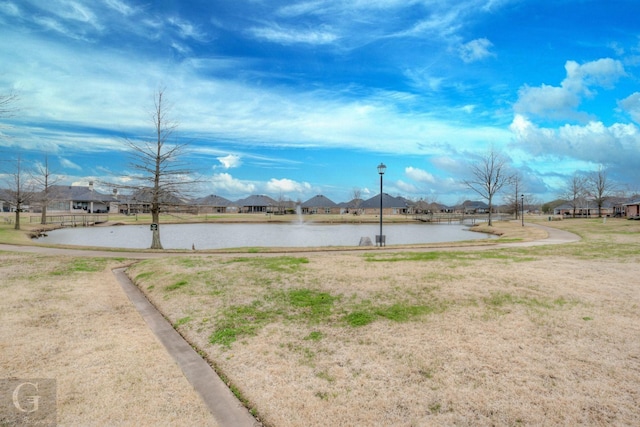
[501,222,581,247]
[113,268,259,427]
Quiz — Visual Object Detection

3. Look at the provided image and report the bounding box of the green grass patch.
[288,289,337,319]
[174,316,192,327]
[304,331,324,341]
[225,256,309,272]
[51,257,107,275]
[374,303,439,322]
[134,271,155,282]
[344,311,376,327]
[209,302,279,347]
[364,250,536,264]
[165,280,189,291]
[483,291,571,311]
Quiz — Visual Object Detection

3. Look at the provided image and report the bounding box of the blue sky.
[1,0,639,205]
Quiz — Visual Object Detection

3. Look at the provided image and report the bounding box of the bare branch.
[463,149,512,226]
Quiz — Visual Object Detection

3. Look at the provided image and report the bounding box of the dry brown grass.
[0,252,218,426]
[129,219,640,426]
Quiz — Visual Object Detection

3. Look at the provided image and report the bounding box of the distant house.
[338,198,364,215]
[45,183,119,214]
[0,189,16,212]
[360,193,409,215]
[553,199,623,217]
[193,195,235,214]
[459,200,490,214]
[301,195,339,214]
[117,188,189,214]
[624,198,640,218]
[236,195,278,213]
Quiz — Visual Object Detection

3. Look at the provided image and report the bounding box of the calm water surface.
[39,223,494,249]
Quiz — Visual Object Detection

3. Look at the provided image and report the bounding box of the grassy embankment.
[127,217,640,426]
[2,213,639,425]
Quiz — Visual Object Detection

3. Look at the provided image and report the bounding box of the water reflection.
[38,223,495,250]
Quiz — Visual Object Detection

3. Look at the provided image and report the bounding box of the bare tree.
[561,173,587,218]
[122,89,195,249]
[32,155,62,224]
[463,149,512,226]
[1,154,34,230]
[588,165,615,218]
[351,188,362,214]
[504,173,523,219]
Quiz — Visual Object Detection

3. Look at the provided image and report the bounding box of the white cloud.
[619,92,640,124]
[59,157,82,170]
[395,180,418,194]
[248,25,338,45]
[405,166,435,183]
[459,38,494,63]
[510,114,640,174]
[265,178,312,194]
[514,58,626,120]
[210,173,256,195]
[217,154,242,169]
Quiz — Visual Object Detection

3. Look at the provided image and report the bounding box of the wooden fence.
[30,214,109,227]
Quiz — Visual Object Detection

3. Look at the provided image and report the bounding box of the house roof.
[301,195,337,208]
[337,198,363,208]
[460,200,489,209]
[360,193,408,209]
[126,188,186,205]
[48,185,116,202]
[235,194,277,207]
[194,194,233,206]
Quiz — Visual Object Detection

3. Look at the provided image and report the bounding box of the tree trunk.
[150,208,162,249]
[41,205,47,225]
[14,204,20,230]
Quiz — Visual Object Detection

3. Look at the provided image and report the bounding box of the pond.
[37,222,495,250]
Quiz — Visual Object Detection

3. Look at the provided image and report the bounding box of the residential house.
[459,200,490,214]
[553,199,623,217]
[359,193,409,215]
[338,198,364,215]
[624,198,640,218]
[236,195,278,213]
[193,195,235,214]
[301,195,340,214]
[46,183,119,214]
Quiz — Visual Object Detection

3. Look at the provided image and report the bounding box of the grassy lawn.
[127,217,640,426]
[2,214,639,425]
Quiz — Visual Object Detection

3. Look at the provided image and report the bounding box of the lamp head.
[377,163,386,175]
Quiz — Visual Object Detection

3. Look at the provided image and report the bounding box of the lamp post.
[521,194,524,227]
[377,163,386,246]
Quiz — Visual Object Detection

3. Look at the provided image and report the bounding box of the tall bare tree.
[1,154,34,230]
[351,188,362,214]
[561,172,587,218]
[503,173,523,219]
[588,165,615,218]
[32,155,62,224]
[124,89,194,249]
[463,149,511,226]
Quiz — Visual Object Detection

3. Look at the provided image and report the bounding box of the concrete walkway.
[113,268,259,427]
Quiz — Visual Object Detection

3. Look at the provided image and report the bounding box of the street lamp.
[377,163,386,246]
[521,194,524,227]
